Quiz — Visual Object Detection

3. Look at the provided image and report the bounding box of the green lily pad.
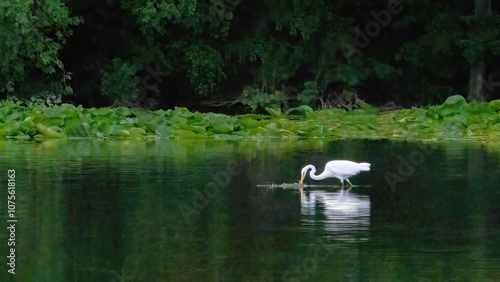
[156,125,172,137]
[169,129,198,138]
[452,115,468,127]
[265,107,283,118]
[36,123,65,138]
[64,119,89,137]
[435,95,467,117]
[128,127,147,136]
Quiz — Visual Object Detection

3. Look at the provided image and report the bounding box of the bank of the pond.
[0,95,499,141]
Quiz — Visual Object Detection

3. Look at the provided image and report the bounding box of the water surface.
[1,139,500,281]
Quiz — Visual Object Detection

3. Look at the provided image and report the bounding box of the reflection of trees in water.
[7,139,500,281]
[301,189,370,242]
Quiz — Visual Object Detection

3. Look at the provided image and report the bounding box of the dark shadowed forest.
[1,0,499,112]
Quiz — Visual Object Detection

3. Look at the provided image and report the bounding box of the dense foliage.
[0,0,81,100]
[1,95,500,141]
[0,0,499,110]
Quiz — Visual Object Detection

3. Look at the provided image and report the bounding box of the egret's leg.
[339,178,344,188]
[346,179,353,186]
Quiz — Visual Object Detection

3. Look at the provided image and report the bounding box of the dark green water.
[1,139,500,281]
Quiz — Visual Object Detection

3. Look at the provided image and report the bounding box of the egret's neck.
[307,165,330,181]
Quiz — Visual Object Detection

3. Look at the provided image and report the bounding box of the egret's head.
[300,166,309,184]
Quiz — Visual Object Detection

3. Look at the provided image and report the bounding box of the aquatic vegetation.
[0,95,499,141]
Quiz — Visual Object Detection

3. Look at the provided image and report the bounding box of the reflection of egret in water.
[301,189,370,242]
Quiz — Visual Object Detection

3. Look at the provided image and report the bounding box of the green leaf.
[265,107,283,118]
[18,120,36,135]
[94,107,113,116]
[452,115,468,127]
[134,109,155,122]
[36,123,65,138]
[65,119,89,137]
[156,125,172,137]
[109,124,126,136]
[169,129,198,138]
[128,127,147,136]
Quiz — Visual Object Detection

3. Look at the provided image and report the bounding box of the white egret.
[300,160,370,186]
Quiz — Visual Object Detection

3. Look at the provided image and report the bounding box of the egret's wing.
[327,161,370,173]
[327,165,359,178]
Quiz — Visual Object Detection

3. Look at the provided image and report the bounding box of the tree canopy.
[0,0,499,111]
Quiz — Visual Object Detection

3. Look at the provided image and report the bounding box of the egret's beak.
[300,173,304,184]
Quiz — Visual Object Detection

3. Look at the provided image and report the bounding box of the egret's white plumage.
[300,160,370,186]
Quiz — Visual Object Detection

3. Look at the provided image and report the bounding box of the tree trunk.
[475,0,492,17]
[469,59,486,100]
[468,0,492,101]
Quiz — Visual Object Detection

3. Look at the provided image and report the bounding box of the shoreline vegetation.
[0,95,499,142]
